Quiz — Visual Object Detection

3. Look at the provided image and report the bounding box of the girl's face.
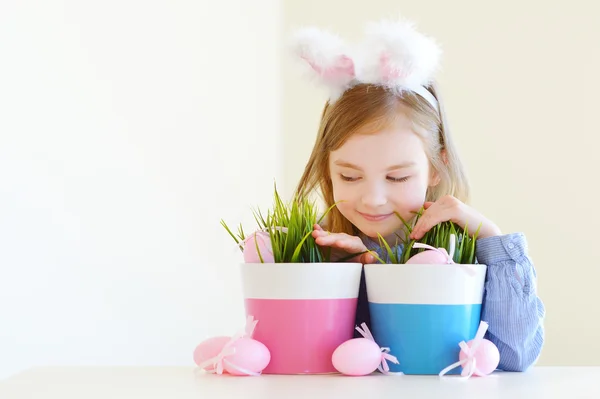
[329,114,439,241]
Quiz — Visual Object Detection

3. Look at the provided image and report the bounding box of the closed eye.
[340,174,360,182]
[387,176,410,183]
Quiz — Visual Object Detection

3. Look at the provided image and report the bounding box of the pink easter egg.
[332,338,382,376]
[243,231,274,263]
[193,336,231,371]
[406,249,450,264]
[223,337,271,376]
[459,338,500,376]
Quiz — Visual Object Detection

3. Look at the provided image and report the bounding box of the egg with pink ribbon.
[332,338,382,376]
[223,337,271,376]
[193,336,231,372]
[194,316,270,376]
[332,323,399,376]
[243,231,275,263]
[439,321,500,378]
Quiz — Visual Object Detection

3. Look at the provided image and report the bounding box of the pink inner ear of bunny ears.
[379,52,408,83]
[301,55,356,81]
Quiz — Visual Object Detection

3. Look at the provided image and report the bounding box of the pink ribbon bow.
[438,321,489,379]
[355,323,401,375]
[196,316,261,376]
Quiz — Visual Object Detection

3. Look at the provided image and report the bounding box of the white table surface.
[1,366,599,399]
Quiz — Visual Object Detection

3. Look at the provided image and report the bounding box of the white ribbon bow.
[355,323,401,375]
[438,321,490,379]
[195,316,261,376]
[412,234,476,276]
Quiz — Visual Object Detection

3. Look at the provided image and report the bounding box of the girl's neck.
[359,229,408,249]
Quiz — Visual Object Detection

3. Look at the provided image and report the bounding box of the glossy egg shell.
[193,336,231,371]
[406,249,449,264]
[332,338,382,376]
[243,231,274,263]
[459,338,500,376]
[223,337,271,375]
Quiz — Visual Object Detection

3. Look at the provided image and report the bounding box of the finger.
[360,252,376,264]
[410,213,425,239]
[411,210,432,239]
[314,230,355,241]
[314,233,345,246]
[312,229,327,238]
[423,202,434,209]
[343,249,375,264]
[410,217,428,239]
[333,237,365,253]
[312,225,334,239]
[411,210,449,240]
[315,235,365,254]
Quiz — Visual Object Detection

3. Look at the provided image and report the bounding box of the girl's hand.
[409,195,502,240]
[312,224,376,264]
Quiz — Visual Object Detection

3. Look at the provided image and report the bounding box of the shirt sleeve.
[476,232,546,371]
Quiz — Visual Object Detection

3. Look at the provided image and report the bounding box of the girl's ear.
[429,168,441,187]
[440,149,449,165]
[429,149,447,187]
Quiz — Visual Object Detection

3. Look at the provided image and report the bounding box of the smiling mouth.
[358,212,393,222]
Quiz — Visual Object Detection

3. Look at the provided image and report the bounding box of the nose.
[360,181,388,208]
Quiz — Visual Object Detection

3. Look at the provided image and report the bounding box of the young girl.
[291,19,545,372]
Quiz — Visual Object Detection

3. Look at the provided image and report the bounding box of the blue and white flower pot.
[364,263,487,375]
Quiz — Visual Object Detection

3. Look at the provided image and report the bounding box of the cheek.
[331,181,356,216]
[336,202,354,222]
[391,178,428,208]
[332,180,353,201]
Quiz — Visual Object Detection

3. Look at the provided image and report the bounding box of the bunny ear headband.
[290,18,442,112]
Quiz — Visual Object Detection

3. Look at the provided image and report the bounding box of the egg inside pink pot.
[243,231,274,263]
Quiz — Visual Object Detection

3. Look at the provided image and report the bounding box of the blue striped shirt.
[355,232,545,372]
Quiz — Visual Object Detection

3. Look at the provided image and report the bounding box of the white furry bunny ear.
[290,27,357,102]
[358,18,442,91]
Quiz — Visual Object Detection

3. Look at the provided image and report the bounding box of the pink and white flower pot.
[240,262,363,374]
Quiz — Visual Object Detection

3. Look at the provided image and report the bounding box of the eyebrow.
[333,160,416,171]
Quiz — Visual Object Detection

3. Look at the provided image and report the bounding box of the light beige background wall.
[1,0,597,381]
[282,1,600,365]
[0,0,282,380]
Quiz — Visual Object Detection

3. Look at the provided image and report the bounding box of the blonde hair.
[294,82,470,235]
